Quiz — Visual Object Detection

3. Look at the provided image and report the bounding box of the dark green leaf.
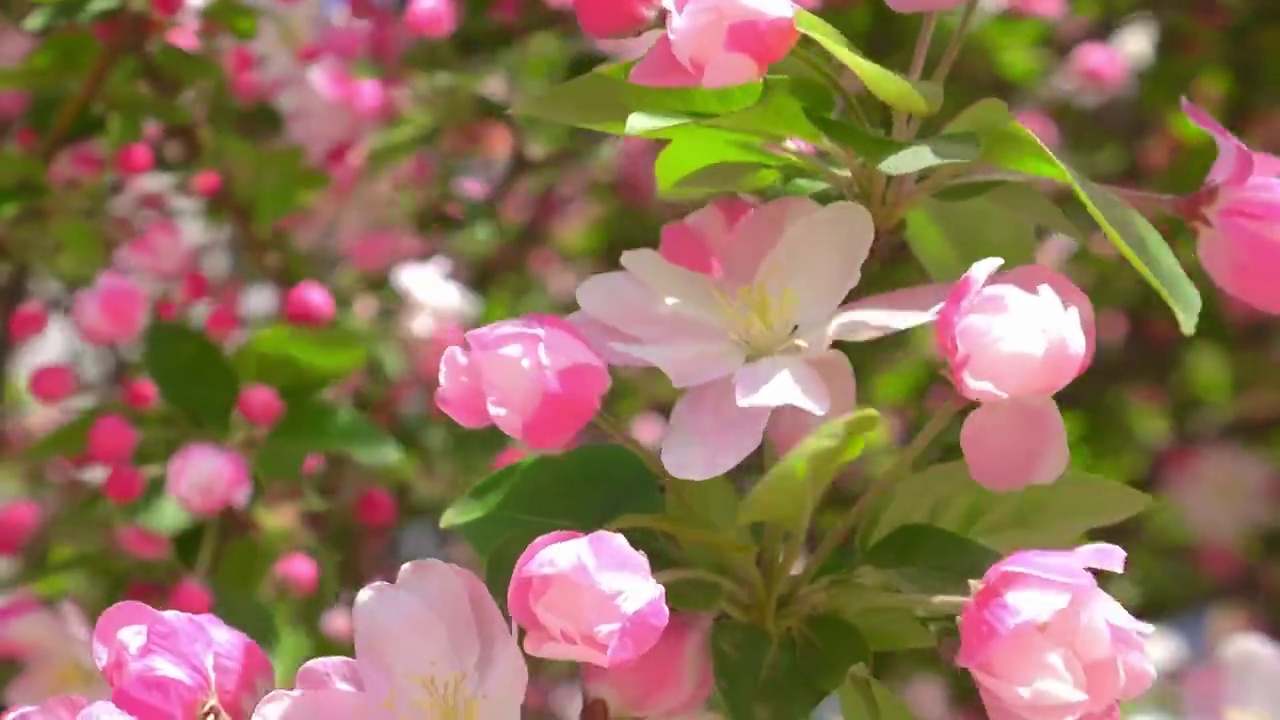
[215,593,278,650]
[844,609,935,652]
[857,462,1152,552]
[256,398,406,480]
[738,410,882,533]
[144,323,240,432]
[862,524,1001,594]
[204,0,258,39]
[665,576,727,613]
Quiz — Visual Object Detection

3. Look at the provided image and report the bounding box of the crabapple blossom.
[508,530,668,667]
[120,378,159,411]
[113,144,154,176]
[936,258,1095,491]
[85,415,139,465]
[114,526,171,561]
[572,0,661,38]
[29,365,79,404]
[631,0,799,88]
[236,384,286,428]
[102,466,147,506]
[283,280,337,327]
[0,499,42,555]
[8,301,48,344]
[71,272,149,347]
[0,598,105,706]
[164,443,253,517]
[404,0,460,38]
[352,487,398,529]
[272,552,321,598]
[581,613,714,717]
[164,577,214,614]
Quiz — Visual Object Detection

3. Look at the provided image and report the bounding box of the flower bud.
[8,300,47,344]
[583,614,714,717]
[236,384,285,428]
[103,465,147,505]
[121,377,160,410]
[115,525,172,561]
[0,500,42,556]
[164,443,252,517]
[29,365,79,403]
[284,280,337,327]
[86,414,140,464]
[353,487,398,529]
[72,271,149,347]
[166,577,215,614]
[272,551,321,598]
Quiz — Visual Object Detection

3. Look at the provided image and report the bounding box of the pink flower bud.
[189,169,223,197]
[583,614,714,716]
[103,465,148,505]
[283,280,337,327]
[271,551,321,598]
[29,364,79,403]
[631,0,799,88]
[72,271,150,347]
[165,443,252,517]
[936,259,1095,491]
[405,0,460,38]
[115,142,155,175]
[166,577,215,614]
[121,377,160,410]
[508,530,668,667]
[86,414,140,464]
[203,303,239,343]
[318,604,353,644]
[0,499,42,555]
[115,525,172,560]
[572,0,660,39]
[8,300,47,344]
[436,314,611,451]
[301,453,326,475]
[1064,40,1132,96]
[236,384,285,428]
[353,487,398,529]
[957,544,1155,720]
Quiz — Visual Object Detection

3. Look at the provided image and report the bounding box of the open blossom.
[1181,99,1280,314]
[957,544,1156,720]
[508,531,668,667]
[1050,17,1158,108]
[164,443,253,516]
[582,613,713,717]
[631,0,799,88]
[71,272,149,347]
[572,197,942,480]
[251,560,526,719]
[0,598,105,707]
[5,697,132,719]
[937,259,1095,491]
[435,314,611,450]
[1193,632,1280,718]
[389,256,482,339]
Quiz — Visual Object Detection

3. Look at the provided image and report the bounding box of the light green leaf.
[234,324,369,393]
[839,672,918,720]
[23,411,100,462]
[807,116,978,175]
[844,609,936,652]
[144,323,240,432]
[738,410,882,533]
[654,128,789,197]
[857,462,1152,552]
[134,495,197,537]
[794,10,941,116]
[51,218,106,284]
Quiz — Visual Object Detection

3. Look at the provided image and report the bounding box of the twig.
[894,12,938,140]
[904,0,979,138]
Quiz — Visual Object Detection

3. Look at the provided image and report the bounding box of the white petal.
[661,377,770,481]
[756,201,875,325]
[733,354,831,415]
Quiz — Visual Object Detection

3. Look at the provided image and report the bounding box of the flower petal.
[620,249,728,325]
[766,350,856,456]
[295,658,363,692]
[630,34,700,88]
[756,201,875,325]
[960,397,1069,491]
[1182,98,1255,186]
[733,354,830,414]
[661,377,770,480]
[249,689,381,720]
[827,283,949,342]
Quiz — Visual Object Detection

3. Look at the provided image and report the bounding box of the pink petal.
[1181,98,1254,186]
[630,34,700,88]
[294,657,364,692]
[756,201,874,325]
[619,249,726,324]
[999,264,1098,373]
[661,376,770,480]
[435,347,492,429]
[827,283,949,342]
[766,350,856,455]
[699,52,762,88]
[249,689,380,720]
[1197,224,1280,315]
[564,312,650,367]
[723,16,799,66]
[733,354,830,414]
[717,196,817,288]
[960,397,1069,491]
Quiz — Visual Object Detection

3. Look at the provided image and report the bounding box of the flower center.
[415,672,481,719]
[715,282,798,359]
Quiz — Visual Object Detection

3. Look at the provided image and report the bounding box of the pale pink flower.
[508,530,668,667]
[572,198,943,480]
[956,544,1156,720]
[631,0,799,88]
[389,256,482,339]
[1063,41,1132,97]
[937,259,1095,491]
[250,560,527,719]
[5,697,133,719]
[1181,99,1280,314]
[271,552,321,598]
[1051,17,1158,108]
[306,60,393,122]
[47,141,107,187]
[113,220,194,281]
[71,272,149,347]
[1158,443,1279,550]
[0,599,106,707]
[885,0,966,12]
[581,613,713,716]
[164,443,252,517]
[435,314,611,451]
[573,0,661,38]
[0,499,42,555]
[92,601,273,719]
[317,605,353,645]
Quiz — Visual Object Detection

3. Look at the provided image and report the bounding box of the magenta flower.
[1181,99,1280,314]
[630,0,799,88]
[957,544,1156,720]
[572,0,661,38]
[937,259,1095,491]
[251,560,526,719]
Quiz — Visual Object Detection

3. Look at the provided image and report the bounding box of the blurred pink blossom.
[164,443,252,517]
[631,0,798,88]
[71,272,150,347]
[581,613,713,716]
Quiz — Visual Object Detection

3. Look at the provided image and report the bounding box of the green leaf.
[664,576,727,613]
[215,593,278,650]
[654,127,787,196]
[738,410,881,533]
[857,462,1152,552]
[255,398,406,480]
[441,445,664,558]
[903,184,1078,281]
[134,495,197,537]
[794,10,940,116]
[955,100,1200,334]
[862,524,1001,594]
[703,77,826,143]
[51,218,107,284]
[144,323,240,432]
[23,411,100,462]
[844,609,936,652]
[514,63,763,135]
[203,0,258,40]
[713,615,870,720]
[234,324,369,393]
[807,116,977,175]
[838,672,918,720]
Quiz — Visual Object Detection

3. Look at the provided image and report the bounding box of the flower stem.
[894,12,938,140]
[194,516,221,578]
[904,0,979,138]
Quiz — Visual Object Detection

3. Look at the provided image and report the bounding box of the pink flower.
[114,526,171,561]
[1181,99,1280,314]
[1015,108,1061,149]
[573,0,660,38]
[29,366,79,404]
[572,198,943,480]
[250,560,527,719]
[188,170,222,197]
[581,613,713,716]
[1200,632,1280,718]
[631,0,798,88]
[1063,41,1132,96]
[9,301,48,344]
[92,600,273,719]
[435,314,611,451]
[86,415,139,465]
[114,144,154,176]
[0,499,42,555]
[6,696,133,719]
[884,0,966,12]
[306,61,393,122]
[72,272,149,347]
[956,544,1156,720]
[272,552,321,598]
[508,530,668,667]
[114,220,194,281]
[1004,0,1068,19]
[165,577,214,614]
[352,487,398,529]
[404,0,460,38]
[317,606,353,645]
[164,443,252,517]
[102,466,147,505]
[236,384,286,428]
[120,378,159,411]
[283,280,337,327]
[936,259,1095,491]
